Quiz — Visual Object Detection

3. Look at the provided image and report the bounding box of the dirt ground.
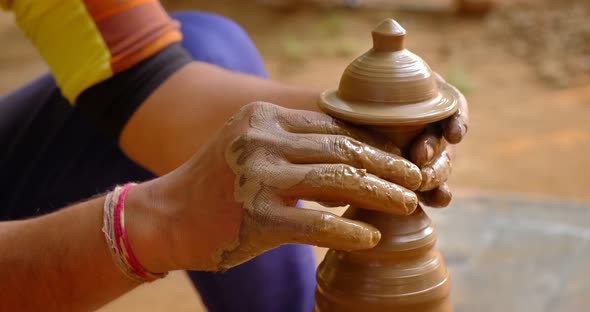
[1,0,589,311]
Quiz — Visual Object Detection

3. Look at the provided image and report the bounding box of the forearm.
[120,61,322,175]
[6,0,320,175]
[0,197,138,311]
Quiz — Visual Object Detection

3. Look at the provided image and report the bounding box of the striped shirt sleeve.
[5,0,182,103]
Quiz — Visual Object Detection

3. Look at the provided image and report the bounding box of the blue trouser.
[0,11,315,312]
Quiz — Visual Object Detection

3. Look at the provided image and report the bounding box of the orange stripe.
[86,0,182,74]
[84,0,154,22]
[111,31,181,72]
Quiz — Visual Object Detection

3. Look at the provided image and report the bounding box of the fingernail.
[406,165,422,191]
[451,123,467,143]
[370,228,382,246]
[459,123,467,138]
[403,191,418,214]
[424,143,434,162]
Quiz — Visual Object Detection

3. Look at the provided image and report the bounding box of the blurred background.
[2,0,590,311]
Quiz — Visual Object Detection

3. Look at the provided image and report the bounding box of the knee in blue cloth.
[170,11,268,78]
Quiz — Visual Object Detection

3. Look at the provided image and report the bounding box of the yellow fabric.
[12,0,112,102]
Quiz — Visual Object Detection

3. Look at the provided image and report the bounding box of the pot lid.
[318,19,463,126]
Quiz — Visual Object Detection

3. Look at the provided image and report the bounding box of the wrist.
[123,181,175,273]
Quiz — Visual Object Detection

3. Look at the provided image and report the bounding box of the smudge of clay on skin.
[225,105,250,126]
[419,183,452,208]
[239,174,247,187]
[441,82,469,145]
[410,128,446,167]
[272,209,381,250]
[419,148,453,192]
[222,139,382,267]
[228,104,422,200]
[279,111,404,156]
[217,102,429,269]
[446,116,467,144]
[281,134,422,190]
[211,239,241,272]
[218,142,275,269]
[196,106,282,270]
[226,130,419,214]
[218,104,358,269]
[288,165,418,215]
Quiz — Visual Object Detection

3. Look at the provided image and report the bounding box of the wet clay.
[316,208,451,312]
[219,102,426,269]
[315,19,465,311]
[318,21,461,127]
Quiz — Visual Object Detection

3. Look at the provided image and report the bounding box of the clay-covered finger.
[432,72,469,144]
[409,126,445,167]
[442,91,469,144]
[282,133,422,190]
[419,148,454,191]
[280,164,418,215]
[270,207,381,250]
[279,109,402,155]
[419,183,452,208]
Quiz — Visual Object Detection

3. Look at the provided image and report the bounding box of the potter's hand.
[408,73,469,208]
[144,102,422,271]
[435,72,469,145]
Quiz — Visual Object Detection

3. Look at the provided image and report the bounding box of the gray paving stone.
[425,195,590,312]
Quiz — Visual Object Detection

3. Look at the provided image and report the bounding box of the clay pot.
[315,207,451,312]
[315,19,465,312]
[318,19,460,128]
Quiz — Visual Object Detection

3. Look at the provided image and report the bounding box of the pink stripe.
[114,183,149,279]
[112,186,125,259]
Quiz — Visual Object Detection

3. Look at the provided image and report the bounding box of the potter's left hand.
[408,73,469,208]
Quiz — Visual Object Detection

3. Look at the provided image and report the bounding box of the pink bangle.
[109,183,167,282]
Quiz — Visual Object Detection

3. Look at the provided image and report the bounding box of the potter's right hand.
[407,73,469,208]
[138,102,422,272]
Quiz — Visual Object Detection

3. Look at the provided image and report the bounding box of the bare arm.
[120,62,468,207]
[0,183,176,311]
[0,103,427,310]
[0,197,136,311]
[120,61,322,175]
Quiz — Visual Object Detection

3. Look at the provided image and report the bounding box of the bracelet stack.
[102,183,168,282]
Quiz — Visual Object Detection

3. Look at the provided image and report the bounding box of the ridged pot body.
[314,207,451,312]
